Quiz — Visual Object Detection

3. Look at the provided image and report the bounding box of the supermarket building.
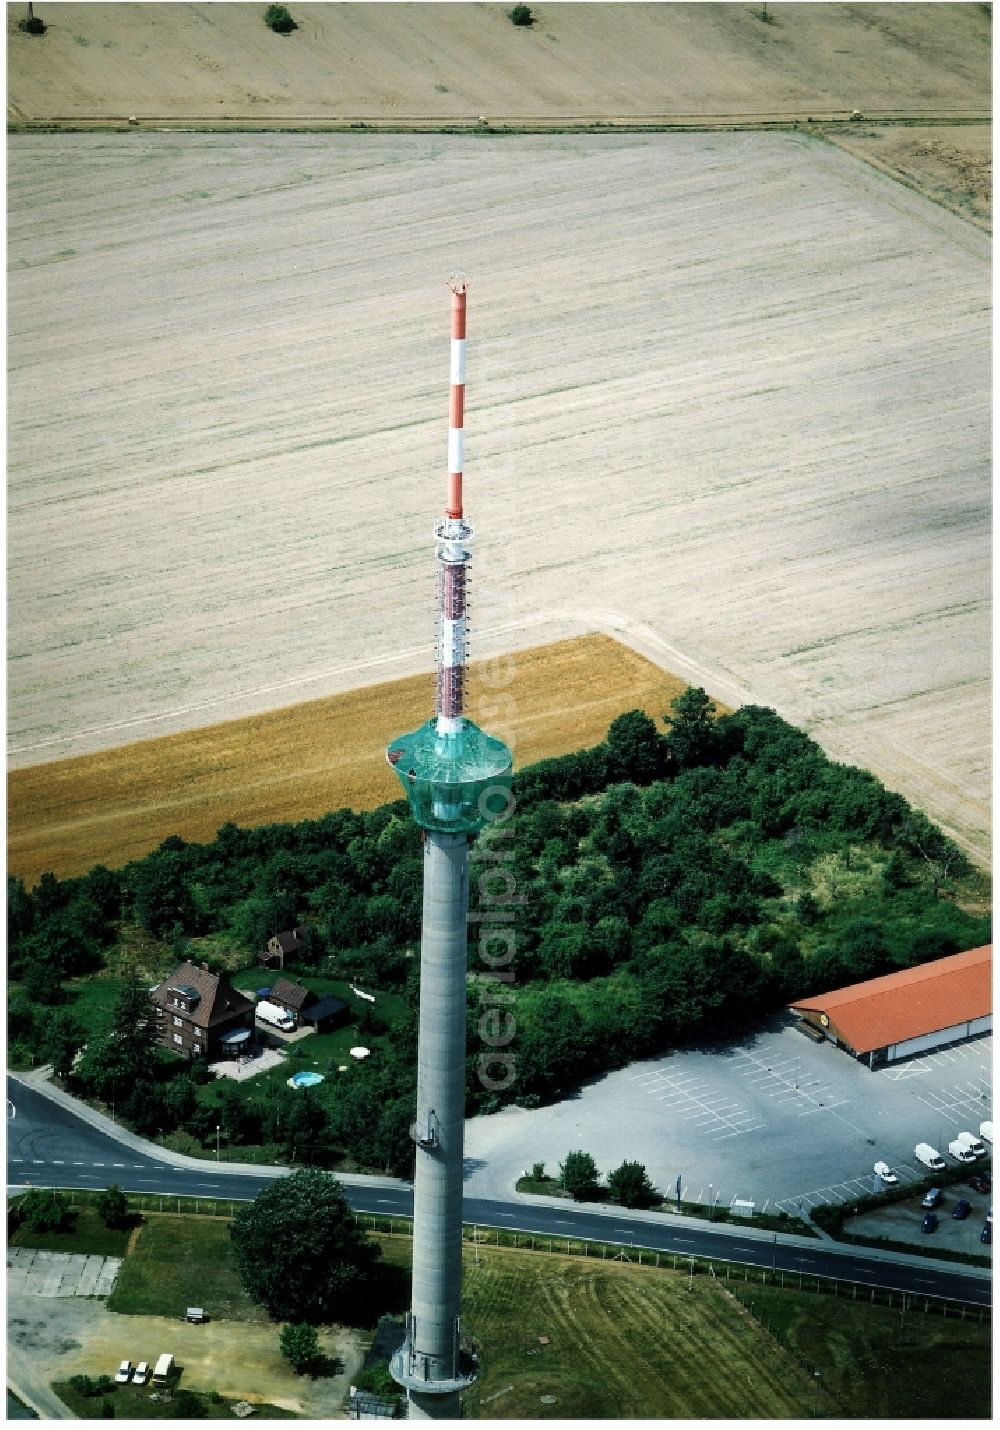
[789,944,992,1069]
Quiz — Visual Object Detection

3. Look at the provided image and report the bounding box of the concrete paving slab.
[77,1257,104,1297]
[93,1258,121,1296]
[39,1268,65,1297]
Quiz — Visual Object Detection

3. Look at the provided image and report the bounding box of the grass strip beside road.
[514,1175,819,1236]
[27,1205,990,1420]
[9,1205,133,1259]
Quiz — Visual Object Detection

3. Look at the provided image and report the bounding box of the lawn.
[376,1239,823,1419]
[729,1281,990,1421]
[72,1210,992,1420]
[375,1236,992,1420]
[10,1205,133,1259]
[108,1215,265,1324]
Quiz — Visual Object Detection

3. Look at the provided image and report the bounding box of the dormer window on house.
[170,983,201,1013]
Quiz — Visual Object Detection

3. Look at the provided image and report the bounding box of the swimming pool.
[287,1070,325,1089]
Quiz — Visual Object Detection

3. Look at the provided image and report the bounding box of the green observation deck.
[387,718,513,834]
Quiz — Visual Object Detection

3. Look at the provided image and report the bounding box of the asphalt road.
[7,1075,990,1308]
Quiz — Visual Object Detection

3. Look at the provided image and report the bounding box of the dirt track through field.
[8,128,989,867]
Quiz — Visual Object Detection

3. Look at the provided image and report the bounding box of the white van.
[948,1138,977,1163]
[979,1120,993,1145]
[255,999,295,1032]
[151,1353,173,1385]
[914,1142,946,1171]
[955,1130,986,1158]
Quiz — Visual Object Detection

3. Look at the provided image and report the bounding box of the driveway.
[463,1018,992,1213]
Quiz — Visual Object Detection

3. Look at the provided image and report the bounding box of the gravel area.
[7,1261,366,1418]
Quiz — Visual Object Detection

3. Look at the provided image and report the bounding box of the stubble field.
[6,635,691,884]
[8,130,990,870]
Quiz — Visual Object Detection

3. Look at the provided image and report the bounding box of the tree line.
[7,691,988,1175]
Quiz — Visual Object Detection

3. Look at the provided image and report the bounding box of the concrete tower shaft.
[391,831,473,1420]
[387,282,512,1418]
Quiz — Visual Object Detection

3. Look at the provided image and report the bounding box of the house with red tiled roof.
[789,945,992,1069]
[151,960,255,1061]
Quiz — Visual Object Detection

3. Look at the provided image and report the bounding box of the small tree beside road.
[22,1187,72,1233]
[608,1159,658,1209]
[559,1149,601,1201]
[97,1183,130,1229]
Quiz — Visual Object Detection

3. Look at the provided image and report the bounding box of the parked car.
[873,1160,897,1184]
[115,1360,132,1384]
[133,1362,149,1386]
[967,1173,990,1194]
[921,1187,942,1209]
[951,1199,971,1220]
[981,1224,992,1245]
[921,1212,938,1233]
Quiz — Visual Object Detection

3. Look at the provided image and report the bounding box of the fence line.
[18,1189,989,1324]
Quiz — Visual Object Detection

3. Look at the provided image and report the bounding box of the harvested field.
[827,121,992,230]
[8,128,990,869]
[6,3,989,127]
[7,635,691,884]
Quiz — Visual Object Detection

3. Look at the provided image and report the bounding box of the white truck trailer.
[915,1142,946,1171]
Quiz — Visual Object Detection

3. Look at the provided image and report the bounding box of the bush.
[22,1187,73,1233]
[264,4,296,32]
[19,15,46,36]
[559,1149,601,1200]
[280,1321,322,1374]
[356,1363,398,1397]
[607,1159,658,1209]
[66,1376,115,1400]
[97,1184,130,1230]
[511,4,534,25]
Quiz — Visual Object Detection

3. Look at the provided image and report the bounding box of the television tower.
[386,279,513,1420]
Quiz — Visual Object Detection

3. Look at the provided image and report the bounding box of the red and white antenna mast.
[435,275,472,735]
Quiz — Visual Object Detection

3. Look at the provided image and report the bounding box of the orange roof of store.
[789,945,992,1054]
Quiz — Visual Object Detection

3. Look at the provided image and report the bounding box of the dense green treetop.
[229,1168,380,1323]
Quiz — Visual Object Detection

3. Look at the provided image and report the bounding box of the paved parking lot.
[851,1184,992,1256]
[463,1016,992,1213]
